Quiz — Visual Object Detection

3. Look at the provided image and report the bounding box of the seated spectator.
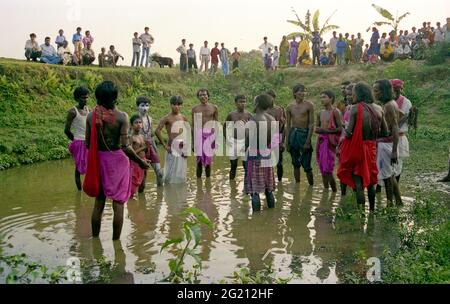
[24,33,41,61]
[55,29,66,48]
[58,40,75,65]
[98,47,107,67]
[107,45,124,67]
[380,41,394,62]
[40,36,61,64]
[82,30,94,48]
[395,42,412,60]
[81,42,95,65]
[319,51,329,65]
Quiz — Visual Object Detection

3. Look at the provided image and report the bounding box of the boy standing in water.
[244,94,276,211]
[129,114,149,197]
[64,86,90,190]
[155,96,189,184]
[286,84,315,185]
[266,90,286,182]
[86,81,149,240]
[192,89,219,178]
[224,95,252,180]
[315,91,342,192]
[136,96,163,190]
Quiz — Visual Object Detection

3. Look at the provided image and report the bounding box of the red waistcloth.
[83,110,100,197]
[337,103,378,189]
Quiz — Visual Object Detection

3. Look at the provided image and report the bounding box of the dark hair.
[136,96,150,106]
[255,94,272,110]
[85,30,90,34]
[145,27,149,30]
[197,88,210,98]
[134,32,138,35]
[266,89,276,99]
[292,84,306,97]
[189,43,193,47]
[170,95,183,105]
[374,79,394,103]
[76,27,81,31]
[109,45,114,49]
[234,95,246,102]
[341,81,351,86]
[130,114,141,124]
[263,36,267,40]
[45,36,51,40]
[354,82,375,104]
[30,33,36,38]
[73,86,89,100]
[320,90,336,104]
[95,81,118,109]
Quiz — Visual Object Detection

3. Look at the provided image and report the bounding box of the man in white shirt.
[176,39,188,72]
[329,31,338,64]
[391,79,413,183]
[25,33,41,61]
[434,22,445,43]
[139,27,154,67]
[258,37,274,66]
[199,41,210,73]
[395,42,411,60]
[40,36,61,64]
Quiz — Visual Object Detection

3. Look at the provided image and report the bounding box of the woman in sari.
[279,36,289,67]
[289,37,299,66]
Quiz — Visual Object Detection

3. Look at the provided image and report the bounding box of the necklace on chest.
[141,116,152,135]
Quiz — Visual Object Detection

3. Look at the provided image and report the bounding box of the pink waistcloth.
[194,128,216,166]
[316,134,336,175]
[130,160,145,197]
[68,140,87,174]
[98,150,131,204]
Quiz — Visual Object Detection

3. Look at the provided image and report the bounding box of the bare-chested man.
[373,79,402,207]
[85,81,149,240]
[155,96,189,184]
[192,88,219,178]
[224,95,252,180]
[337,82,383,211]
[286,84,314,185]
[244,94,276,211]
[266,90,286,182]
[64,86,89,190]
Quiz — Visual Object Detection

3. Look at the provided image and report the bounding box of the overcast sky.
[0,0,448,65]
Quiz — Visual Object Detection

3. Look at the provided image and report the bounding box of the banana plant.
[287,8,339,41]
[366,4,410,32]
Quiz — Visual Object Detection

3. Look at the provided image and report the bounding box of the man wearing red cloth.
[337,82,383,211]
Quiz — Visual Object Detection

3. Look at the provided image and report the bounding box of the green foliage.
[425,41,450,66]
[160,207,213,283]
[226,263,293,284]
[0,252,67,284]
[287,8,339,40]
[367,4,409,32]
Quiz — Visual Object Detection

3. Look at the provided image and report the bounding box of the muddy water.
[0,150,415,283]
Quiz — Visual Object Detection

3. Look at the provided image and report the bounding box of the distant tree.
[287,8,339,41]
[366,4,410,33]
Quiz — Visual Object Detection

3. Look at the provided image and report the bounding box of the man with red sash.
[85,81,149,240]
[337,82,383,211]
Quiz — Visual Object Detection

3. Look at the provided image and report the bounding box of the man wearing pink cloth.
[192,89,218,178]
[86,81,150,240]
[65,86,90,190]
[315,91,342,192]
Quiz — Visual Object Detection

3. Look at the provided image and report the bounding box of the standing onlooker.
[289,37,299,66]
[443,18,450,42]
[139,27,154,67]
[82,30,94,48]
[434,22,445,43]
[98,47,107,67]
[231,47,241,71]
[40,37,60,64]
[24,33,41,61]
[72,27,83,63]
[199,41,210,73]
[131,32,141,67]
[265,48,273,70]
[329,31,338,65]
[279,36,289,67]
[259,37,274,66]
[272,46,280,71]
[187,43,198,72]
[311,31,322,66]
[220,43,231,75]
[55,29,66,48]
[354,33,364,63]
[368,27,380,56]
[336,34,347,65]
[176,39,188,72]
[210,42,220,75]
